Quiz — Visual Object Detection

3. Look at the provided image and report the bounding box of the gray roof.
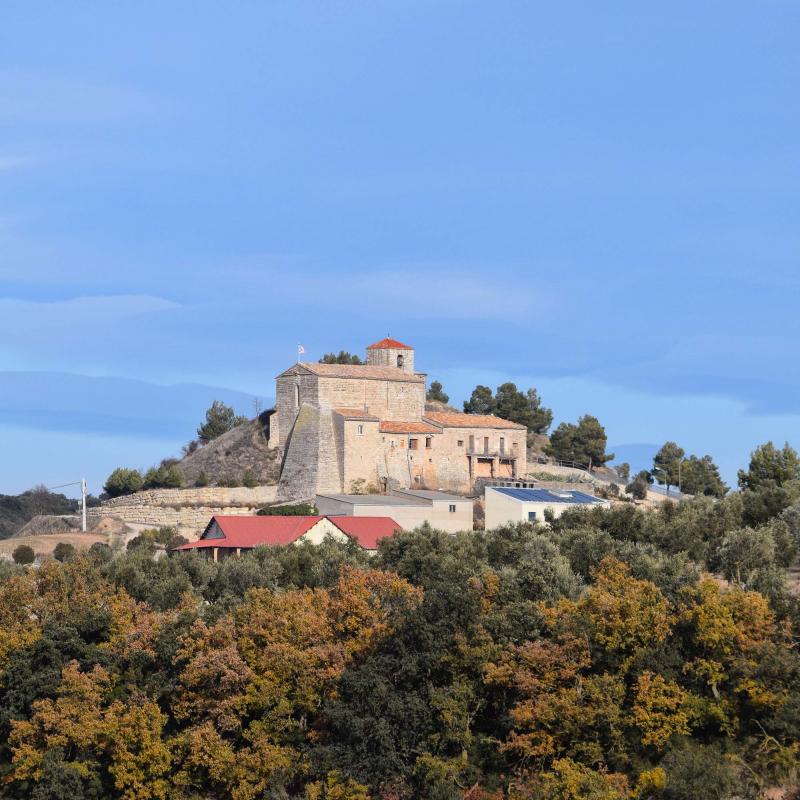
[316,493,424,507]
[393,489,471,503]
[489,487,604,505]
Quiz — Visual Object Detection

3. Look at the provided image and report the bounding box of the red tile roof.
[423,411,526,430]
[366,337,413,350]
[379,420,441,434]
[279,363,423,383]
[328,516,402,550]
[334,407,380,421]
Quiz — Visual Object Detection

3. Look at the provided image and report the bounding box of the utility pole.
[81,478,87,532]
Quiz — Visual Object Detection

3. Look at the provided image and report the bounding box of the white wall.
[484,488,608,529]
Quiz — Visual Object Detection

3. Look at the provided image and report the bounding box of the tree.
[546,415,613,468]
[680,455,727,498]
[653,441,685,492]
[320,351,363,365]
[525,388,553,434]
[738,441,800,490]
[143,465,183,490]
[103,468,144,498]
[194,470,208,488]
[12,544,35,565]
[626,470,652,500]
[242,469,257,488]
[426,381,449,404]
[616,463,630,482]
[463,385,495,415]
[197,401,247,444]
[53,542,76,563]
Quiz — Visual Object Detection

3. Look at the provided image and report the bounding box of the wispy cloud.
[0,155,35,171]
[0,69,166,125]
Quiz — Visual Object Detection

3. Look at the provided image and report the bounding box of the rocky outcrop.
[176,415,281,486]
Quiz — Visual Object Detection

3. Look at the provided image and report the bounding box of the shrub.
[195,470,209,488]
[12,544,35,565]
[143,465,183,490]
[88,542,112,563]
[242,468,258,488]
[217,475,239,488]
[197,400,248,444]
[257,503,318,516]
[52,542,76,563]
[103,468,144,497]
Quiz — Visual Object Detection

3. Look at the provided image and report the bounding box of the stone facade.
[274,339,528,499]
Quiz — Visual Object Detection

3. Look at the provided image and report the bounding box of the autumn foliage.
[1,497,800,799]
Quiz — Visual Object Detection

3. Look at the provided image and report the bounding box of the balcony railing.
[467,449,518,459]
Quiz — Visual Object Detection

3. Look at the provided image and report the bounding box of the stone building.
[270,338,527,499]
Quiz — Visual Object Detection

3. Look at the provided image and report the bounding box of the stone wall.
[88,485,277,539]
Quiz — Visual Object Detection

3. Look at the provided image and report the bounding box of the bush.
[12,544,35,565]
[103,468,144,497]
[195,470,209,488]
[257,503,318,516]
[88,542,112,563]
[52,542,76,563]
[217,475,238,488]
[242,468,258,488]
[143,465,183,490]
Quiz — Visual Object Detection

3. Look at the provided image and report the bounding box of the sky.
[1,1,799,497]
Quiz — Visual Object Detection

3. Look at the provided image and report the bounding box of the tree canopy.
[426,380,449,404]
[546,414,614,468]
[196,401,248,445]
[463,382,552,433]
[319,351,364,365]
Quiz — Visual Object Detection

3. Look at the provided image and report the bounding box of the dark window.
[425,437,432,449]
[528,511,537,521]
[397,354,404,368]
[357,424,364,435]
[409,438,418,450]
[449,504,456,513]
[457,439,464,447]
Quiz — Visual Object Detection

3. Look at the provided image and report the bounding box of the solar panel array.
[490,487,604,504]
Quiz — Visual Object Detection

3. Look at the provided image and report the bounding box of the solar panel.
[490,487,603,504]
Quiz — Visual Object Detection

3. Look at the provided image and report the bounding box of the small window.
[457,439,464,447]
[449,504,456,513]
[415,475,422,483]
[397,354,404,368]
[528,511,537,521]
[409,438,418,450]
[357,424,364,435]
[294,384,300,408]
[425,437,432,449]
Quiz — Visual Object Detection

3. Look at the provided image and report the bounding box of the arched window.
[294,384,300,408]
[397,353,404,368]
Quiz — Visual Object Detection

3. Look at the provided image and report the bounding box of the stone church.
[270,338,527,499]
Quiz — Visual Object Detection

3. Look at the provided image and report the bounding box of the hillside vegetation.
[0,487,81,539]
[1,453,799,799]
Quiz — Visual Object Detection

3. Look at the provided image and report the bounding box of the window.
[397,354,404,368]
[409,438,418,450]
[425,437,432,449]
[528,511,537,521]
[483,436,489,453]
[468,435,475,451]
[294,384,300,408]
[457,439,464,447]
[500,437,505,454]
[357,424,364,435]
[449,504,456,513]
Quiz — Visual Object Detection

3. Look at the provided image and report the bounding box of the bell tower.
[366,337,415,374]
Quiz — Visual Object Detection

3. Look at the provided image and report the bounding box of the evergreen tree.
[319,351,363,364]
[738,441,800,490]
[463,385,495,415]
[196,400,247,444]
[425,381,449,404]
[653,441,685,491]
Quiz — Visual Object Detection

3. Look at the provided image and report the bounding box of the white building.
[485,486,608,529]
[315,488,473,534]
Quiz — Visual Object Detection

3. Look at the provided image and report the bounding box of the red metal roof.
[176,515,323,550]
[174,514,402,552]
[328,516,402,550]
[366,337,413,350]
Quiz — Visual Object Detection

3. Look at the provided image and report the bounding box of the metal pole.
[81,478,87,532]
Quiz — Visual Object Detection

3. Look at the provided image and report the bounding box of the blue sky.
[1,1,799,496]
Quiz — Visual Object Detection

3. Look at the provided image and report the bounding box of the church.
[269,338,527,499]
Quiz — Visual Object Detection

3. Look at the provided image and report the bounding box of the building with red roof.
[173,514,403,560]
[269,338,527,499]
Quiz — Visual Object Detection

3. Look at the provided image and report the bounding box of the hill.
[0,487,79,540]
[175,412,282,487]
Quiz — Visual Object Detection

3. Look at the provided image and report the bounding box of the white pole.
[81,478,87,532]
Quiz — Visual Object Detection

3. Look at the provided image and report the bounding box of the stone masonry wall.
[87,486,277,539]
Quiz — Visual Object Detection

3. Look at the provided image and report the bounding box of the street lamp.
[651,462,682,495]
